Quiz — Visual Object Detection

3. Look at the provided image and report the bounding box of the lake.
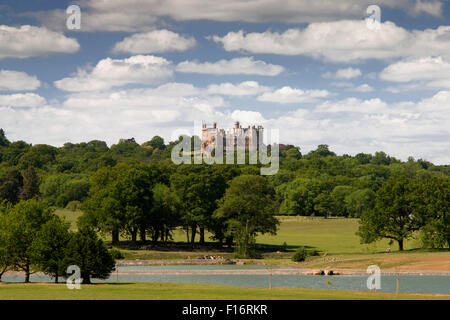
[3,265,449,295]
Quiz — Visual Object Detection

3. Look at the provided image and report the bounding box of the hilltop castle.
[201,121,264,154]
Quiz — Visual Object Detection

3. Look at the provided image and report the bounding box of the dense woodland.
[0,127,449,278]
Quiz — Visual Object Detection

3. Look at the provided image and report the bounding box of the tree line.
[0,128,449,263]
[0,199,115,283]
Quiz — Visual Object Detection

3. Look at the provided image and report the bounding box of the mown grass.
[0,282,448,300]
[54,209,447,271]
[256,216,421,254]
[54,208,83,231]
[55,211,421,254]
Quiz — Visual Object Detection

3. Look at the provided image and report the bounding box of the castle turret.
[202,122,264,155]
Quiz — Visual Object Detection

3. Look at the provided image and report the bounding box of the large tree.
[0,129,10,147]
[344,188,375,218]
[31,216,71,283]
[149,183,180,243]
[214,175,279,257]
[2,199,53,282]
[20,166,40,200]
[357,175,423,251]
[416,177,450,248]
[313,192,334,218]
[81,163,160,244]
[143,136,166,150]
[63,227,115,284]
[171,165,227,244]
[0,169,23,204]
[0,202,13,281]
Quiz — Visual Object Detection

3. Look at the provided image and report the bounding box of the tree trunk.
[199,228,205,244]
[131,229,137,245]
[191,226,197,244]
[151,230,158,244]
[55,274,59,284]
[112,230,119,245]
[398,239,404,251]
[226,236,233,248]
[82,273,91,284]
[0,267,7,282]
[139,227,146,244]
[24,264,30,283]
[244,218,249,257]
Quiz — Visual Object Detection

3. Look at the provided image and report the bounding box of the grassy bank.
[0,282,448,300]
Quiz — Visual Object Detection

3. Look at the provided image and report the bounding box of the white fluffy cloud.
[352,84,374,92]
[211,21,450,62]
[265,91,450,164]
[1,89,449,164]
[0,70,40,91]
[207,81,270,96]
[62,82,221,109]
[176,57,284,76]
[316,98,388,113]
[0,25,79,59]
[0,93,46,107]
[323,68,362,79]
[380,56,450,89]
[54,55,174,92]
[258,86,330,104]
[31,0,441,32]
[231,110,265,124]
[0,82,226,146]
[112,30,196,54]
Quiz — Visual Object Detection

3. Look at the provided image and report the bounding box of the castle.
[201,122,264,154]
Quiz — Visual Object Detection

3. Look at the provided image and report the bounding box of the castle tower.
[201,122,264,155]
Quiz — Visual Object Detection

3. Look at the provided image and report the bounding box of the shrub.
[233,249,262,259]
[109,248,124,260]
[292,246,307,262]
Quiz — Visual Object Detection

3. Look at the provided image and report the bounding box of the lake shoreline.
[4,260,450,277]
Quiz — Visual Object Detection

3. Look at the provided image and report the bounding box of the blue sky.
[0,0,449,164]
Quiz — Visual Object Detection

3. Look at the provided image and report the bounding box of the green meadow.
[0,282,448,300]
[53,209,450,272]
[55,210,421,254]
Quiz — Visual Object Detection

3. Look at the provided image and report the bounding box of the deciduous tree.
[214,175,279,257]
[357,176,422,251]
[63,227,115,284]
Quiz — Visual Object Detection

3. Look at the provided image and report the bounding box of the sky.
[0,0,449,164]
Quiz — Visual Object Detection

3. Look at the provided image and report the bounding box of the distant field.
[54,208,83,231]
[256,216,422,254]
[0,282,448,300]
[55,210,422,253]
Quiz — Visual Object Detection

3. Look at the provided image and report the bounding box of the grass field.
[54,209,449,271]
[55,210,420,253]
[20,210,450,300]
[54,208,83,231]
[0,282,448,300]
[256,216,422,253]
